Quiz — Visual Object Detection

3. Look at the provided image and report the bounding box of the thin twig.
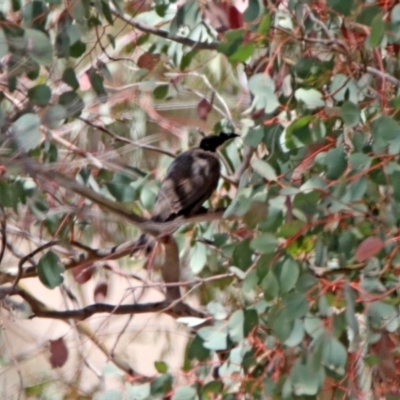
[79,117,176,158]
[366,66,400,88]
[111,8,219,51]
[0,206,6,266]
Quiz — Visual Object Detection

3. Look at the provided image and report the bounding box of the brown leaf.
[137,52,159,70]
[94,281,108,303]
[72,265,94,284]
[49,337,68,368]
[197,98,212,121]
[355,236,384,262]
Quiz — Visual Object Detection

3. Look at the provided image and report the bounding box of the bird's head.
[199,132,239,152]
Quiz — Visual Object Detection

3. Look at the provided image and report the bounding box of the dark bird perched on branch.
[135,132,238,252]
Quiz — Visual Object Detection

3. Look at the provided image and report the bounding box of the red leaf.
[49,337,68,368]
[226,5,243,30]
[72,265,94,284]
[203,3,243,32]
[355,237,384,262]
[197,98,212,121]
[94,281,108,303]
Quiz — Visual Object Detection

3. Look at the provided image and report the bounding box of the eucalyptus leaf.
[12,113,41,152]
[37,250,64,289]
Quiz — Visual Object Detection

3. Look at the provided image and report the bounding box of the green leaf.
[100,0,114,25]
[327,0,353,16]
[169,0,200,35]
[295,88,325,109]
[0,181,24,208]
[325,147,347,180]
[248,73,279,113]
[243,126,264,147]
[154,361,168,373]
[59,91,84,117]
[150,374,173,396]
[244,0,261,22]
[304,316,325,339]
[391,170,400,201]
[372,116,400,146]
[228,310,244,342]
[207,301,227,320]
[251,159,278,181]
[180,50,197,70]
[281,292,309,320]
[98,389,122,400]
[62,67,79,90]
[368,301,398,331]
[321,334,347,375]
[286,116,313,147]
[203,331,228,351]
[349,153,371,174]
[232,239,253,271]
[228,42,255,63]
[277,258,300,293]
[126,383,150,400]
[284,319,305,347]
[22,1,48,30]
[28,84,51,107]
[42,105,67,129]
[69,40,86,58]
[293,191,320,217]
[244,309,258,336]
[12,0,21,11]
[340,101,360,127]
[257,14,271,36]
[24,28,53,65]
[37,250,65,289]
[291,57,333,80]
[369,13,385,47]
[172,386,197,400]
[261,271,279,301]
[392,4,400,23]
[278,220,306,238]
[344,282,359,337]
[0,29,9,58]
[251,233,278,254]
[187,334,210,361]
[202,381,223,397]
[88,68,107,102]
[290,358,324,396]
[12,113,41,152]
[356,5,381,26]
[190,242,207,274]
[153,84,169,100]
[268,304,295,342]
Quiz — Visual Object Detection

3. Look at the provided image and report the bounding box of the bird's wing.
[151,150,220,222]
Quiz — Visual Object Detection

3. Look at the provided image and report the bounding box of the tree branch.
[111,8,219,51]
[5,286,206,320]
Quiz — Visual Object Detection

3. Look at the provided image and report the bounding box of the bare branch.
[110,8,219,51]
[6,286,206,320]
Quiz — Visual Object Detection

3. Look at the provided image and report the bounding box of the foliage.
[1,0,400,399]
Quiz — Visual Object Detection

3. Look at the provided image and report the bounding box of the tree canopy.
[1,0,400,398]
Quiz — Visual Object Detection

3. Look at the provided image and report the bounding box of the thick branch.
[6,286,206,320]
[161,235,181,301]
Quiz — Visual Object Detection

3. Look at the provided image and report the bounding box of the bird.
[136,132,238,252]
